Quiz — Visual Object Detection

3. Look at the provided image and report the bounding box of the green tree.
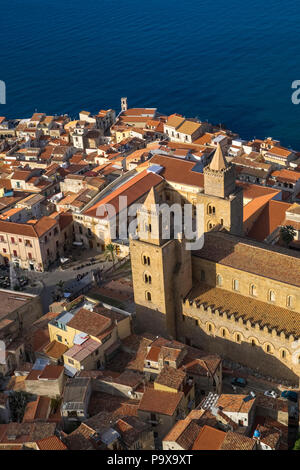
[104,243,116,265]
[293,435,300,450]
[279,225,296,247]
[9,391,31,422]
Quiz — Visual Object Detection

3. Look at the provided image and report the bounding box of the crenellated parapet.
[182,298,298,344]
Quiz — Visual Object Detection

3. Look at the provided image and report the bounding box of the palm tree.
[279,225,296,247]
[104,243,116,265]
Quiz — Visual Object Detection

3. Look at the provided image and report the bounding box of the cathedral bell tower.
[130,187,192,339]
[197,143,243,235]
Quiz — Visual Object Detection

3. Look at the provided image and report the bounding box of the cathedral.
[130,145,300,384]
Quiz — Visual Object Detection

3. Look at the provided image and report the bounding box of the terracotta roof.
[149,154,204,187]
[236,181,280,201]
[67,308,112,337]
[194,230,300,289]
[176,120,202,136]
[271,169,300,183]
[155,366,185,390]
[220,431,256,450]
[164,418,201,449]
[114,416,150,448]
[216,394,256,413]
[23,396,50,423]
[37,364,63,380]
[243,192,280,224]
[64,338,101,362]
[138,388,183,416]
[266,146,293,158]
[192,425,225,450]
[165,115,185,129]
[255,424,281,449]
[187,281,300,337]
[145,346,161,362]
[36,435,67,450]
[43,340,69,359]
[0,290,33,321]
[84,170,162,219]
[0,216,57,238]
[246,199,291,241]
[0,422,56,444]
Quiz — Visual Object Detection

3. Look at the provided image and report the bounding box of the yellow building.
[48,299,131,374]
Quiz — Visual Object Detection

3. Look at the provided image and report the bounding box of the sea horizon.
[2,0,300,148]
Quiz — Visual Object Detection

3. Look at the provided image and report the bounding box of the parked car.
[243,391,256,402]
[264,390,278,399]
[281,390,298,402]
[231,377,247,388]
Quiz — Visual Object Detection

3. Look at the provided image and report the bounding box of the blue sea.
[2,0,300,148]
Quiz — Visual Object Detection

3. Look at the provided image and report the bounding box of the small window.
[221,328,226,338]
[56,335,62,342]
[287,295,295,308]
[146,291,152,301]
[200,270,205,281]
[281,350,287,359]
[236,333,241,343]
[250,284,257,297]
[216,274,222,286]
[143,255,150,266]
[269,290,275,302]
[233,279,239,291]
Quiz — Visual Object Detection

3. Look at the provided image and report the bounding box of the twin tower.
[130,144,243,339]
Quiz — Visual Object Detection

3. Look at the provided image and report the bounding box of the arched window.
[233,279,239,291]
[216,274,222,286]
[250,284,257,297]
[287,295,295,309]
[235,333,241,343]
[221,328,226,338]
[144,273,152,284]
[208,205,216,215]
[269,290,275,302]
[280,349,287,360]
[265,344,273,354]
[143,255,150,266]
[251,339,256,347]
[207,323,213,333]
[146,291,152,301]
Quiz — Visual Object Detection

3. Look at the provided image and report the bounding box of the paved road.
[18,258,114,313]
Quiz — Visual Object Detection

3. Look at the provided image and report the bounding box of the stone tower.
[121,97,128,112]
[197,143,243,235]
[130,187,193,339]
